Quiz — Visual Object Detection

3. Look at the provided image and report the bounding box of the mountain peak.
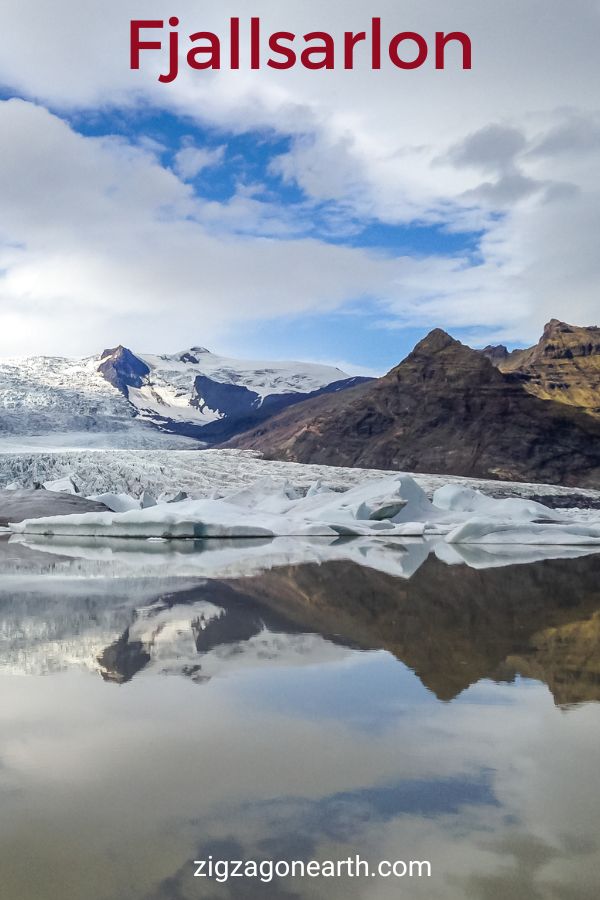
[482,345,510,366]
[542,318,574,339]
[100,344,128,360]
[177,347,211,364]
[494,319,600,416]
[412,328,461,355]
[226,321,600,486]
[536,319,600,357]
[98,346,150,395]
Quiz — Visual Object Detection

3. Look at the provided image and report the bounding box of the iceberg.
[11,474,431,539]
[446,517,600,546]
[7,470,600,551]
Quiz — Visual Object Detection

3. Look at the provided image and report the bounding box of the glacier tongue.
[0,353,199,449]
[0,345,360,445]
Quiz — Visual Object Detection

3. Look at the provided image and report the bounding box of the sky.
[0,0,599,373]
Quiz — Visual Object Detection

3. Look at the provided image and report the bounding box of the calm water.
[1,535,600,899]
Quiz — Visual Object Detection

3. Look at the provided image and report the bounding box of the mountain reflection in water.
[1,539,600,706]
[1,538,600,900]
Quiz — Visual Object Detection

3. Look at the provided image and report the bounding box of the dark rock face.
[98,346,150,397]
[191,375,262,419]
[225,329,600,487]
[195,375,372,443]
[482,344,509,365]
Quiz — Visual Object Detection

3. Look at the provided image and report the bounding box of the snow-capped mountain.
[99,345,368,441]
[0,346,368,448]
[0,353,192,450]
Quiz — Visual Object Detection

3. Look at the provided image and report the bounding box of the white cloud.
[173,142,225,180]
[0,1,599,352]
[0,99,475,356]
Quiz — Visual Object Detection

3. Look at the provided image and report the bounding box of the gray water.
[1,536,600,899]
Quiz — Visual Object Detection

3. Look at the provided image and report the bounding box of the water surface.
[1,537,600,899]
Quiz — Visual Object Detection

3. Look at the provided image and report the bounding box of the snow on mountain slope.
[0,355,128,431]
[140,346,350,403]
[0,354,197,449]
[102,345,363,438]
[0,346,365,447]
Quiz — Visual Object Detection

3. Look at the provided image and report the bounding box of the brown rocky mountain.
[483,319,600,417]
[224,328,600,487]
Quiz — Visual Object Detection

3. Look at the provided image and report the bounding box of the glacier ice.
[8,469,600,548]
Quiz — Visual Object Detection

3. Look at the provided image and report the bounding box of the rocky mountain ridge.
[225,325,600,487]
[483,318,600,417]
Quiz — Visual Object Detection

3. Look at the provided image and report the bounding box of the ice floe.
[8,472,600,548]
[446,518,600,545]
[42,475,80,494]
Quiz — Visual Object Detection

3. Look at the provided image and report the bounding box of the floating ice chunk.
[88,492,141,513]
[294,523,340,537]
[9,472,600,548]
[224,477,301,514]
[300,473,433,525]
[11,499,319,539]
[10,476,431,540]
[367,500,409,521]
[140,491,158,509]
[384,522,426,536]
[43,476,79,495]
[353,499,408,522]
[446,517,600,545]
[433,484,489,511]
[305,479,332,498]
[433,484,557,521]
[167,491,189,504]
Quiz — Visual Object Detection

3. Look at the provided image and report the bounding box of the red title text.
[131,17,473,83]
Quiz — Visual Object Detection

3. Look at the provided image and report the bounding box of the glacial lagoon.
[1,535,600,899]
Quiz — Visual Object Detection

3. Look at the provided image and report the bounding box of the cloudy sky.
[0,0,599,370]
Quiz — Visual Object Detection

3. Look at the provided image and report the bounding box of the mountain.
[3,548,600,706]
[225,328,600,487]
[483,319,600,417]
[0,352,170,448]
[99,345,369,441]
[0,345,368,447]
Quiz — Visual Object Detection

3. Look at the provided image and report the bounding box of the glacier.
[3,448,600,505]
[0,345,365,448]
[0,353,197,449]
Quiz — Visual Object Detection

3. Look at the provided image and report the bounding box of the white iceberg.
[11,474,431,539]
[432,484,558,521]
[42,475,79,495]
[446,517,600,546]
[8,471,600,551]
[88,492,141,513]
